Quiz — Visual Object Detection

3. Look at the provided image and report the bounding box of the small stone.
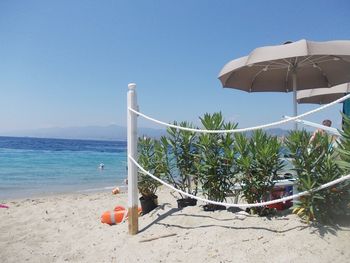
[237,210,249,216]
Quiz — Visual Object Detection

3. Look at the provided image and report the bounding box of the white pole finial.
[128,83,136,90]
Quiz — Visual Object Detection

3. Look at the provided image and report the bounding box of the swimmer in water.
[99,163,105,170]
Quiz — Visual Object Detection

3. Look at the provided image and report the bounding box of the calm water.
[0,137,127,200]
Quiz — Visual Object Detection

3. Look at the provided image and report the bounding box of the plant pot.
[177,198,197,209]
[139,195,158,215]
[203,204,226,212]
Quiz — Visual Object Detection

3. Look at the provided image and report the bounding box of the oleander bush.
[137,112,350,220]
[335,114,350,218]
[196,112,238,209]
[137,137,164,198]
[338,114,350,169]
[160,121,200,198]
[285,128,350,223]
[235,130,284,215]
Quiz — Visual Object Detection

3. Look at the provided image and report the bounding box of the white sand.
[1,189,349,263]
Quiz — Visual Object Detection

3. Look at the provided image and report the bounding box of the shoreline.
[1,189,350,263]
[0,135,127,143]
[0,183,128,202]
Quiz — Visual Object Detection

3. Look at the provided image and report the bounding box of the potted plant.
[197,112,238,211]
[235,130,284,215]
[161,121,200,208]
[285,129,344,223]
[285,118,350,223]
[137,136,165,214]
[335,114,350,219]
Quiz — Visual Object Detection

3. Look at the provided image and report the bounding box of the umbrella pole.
[292,71,298,130]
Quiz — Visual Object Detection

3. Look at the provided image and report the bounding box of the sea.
[0,136,127,200]
[0,136,295,201]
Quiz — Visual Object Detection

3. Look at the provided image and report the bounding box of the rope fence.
[129,155,350,209]
[128,93,350,133]
[126,83,349,234]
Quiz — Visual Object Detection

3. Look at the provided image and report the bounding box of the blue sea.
[0,136,127,200]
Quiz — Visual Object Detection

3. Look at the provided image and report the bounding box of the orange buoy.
[101,210,128,225]
[101,206,143,225]
[114,205,126,212]
[114,205,142,214]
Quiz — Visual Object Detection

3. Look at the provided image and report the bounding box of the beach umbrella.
[218,39,350,129]
[297,83,350,104]
[297,83,350,129]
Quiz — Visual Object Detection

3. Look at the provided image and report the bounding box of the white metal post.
[292,183,299,206]
[127,83,139,235]
[292,72,298,130]
[292,71,298,202]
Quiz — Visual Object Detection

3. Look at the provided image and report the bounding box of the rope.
[128,93,350,134]
[129,155,350,208]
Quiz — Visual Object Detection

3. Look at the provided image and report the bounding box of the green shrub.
[313,152,348,222]
[285,129,349,223]
[197,113,238,205]
[137,137,164,198]
[161,122,199,198]
[335,114,350,217]
[235,130,284,215]
[338,114,350,170]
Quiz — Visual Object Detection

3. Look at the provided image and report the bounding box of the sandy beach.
[1,189,349,263]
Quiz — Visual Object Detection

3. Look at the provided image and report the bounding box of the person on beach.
[310,119,332,142]
[112,165,128,195]
[112,187,120,194]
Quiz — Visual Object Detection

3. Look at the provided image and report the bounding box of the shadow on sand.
[310,215,350,237]
[138,204,181,233]
[139,204,350,236]
[138,205,308,234]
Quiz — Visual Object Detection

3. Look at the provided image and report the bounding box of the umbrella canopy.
[218,39,350,129]
[219,39,350,92]
[297,83,350,104]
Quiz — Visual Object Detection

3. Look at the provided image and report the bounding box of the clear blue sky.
[0,0,349,133]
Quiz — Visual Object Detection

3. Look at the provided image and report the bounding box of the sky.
[0,0,349,134]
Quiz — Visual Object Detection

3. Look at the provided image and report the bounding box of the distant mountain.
[0,125,289,141]
[1,125,166,141]
[244,128,290,138]
[265,128,290,137]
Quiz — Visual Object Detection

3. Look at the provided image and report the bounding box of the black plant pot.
[177,198,197,209]
[203,204,226,212]
[139,195,158,215]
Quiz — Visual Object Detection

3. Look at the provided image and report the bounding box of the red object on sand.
[101,206,142,225]
[267,186,293,211]
[0,204,9,209]
[114,205,126,212]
